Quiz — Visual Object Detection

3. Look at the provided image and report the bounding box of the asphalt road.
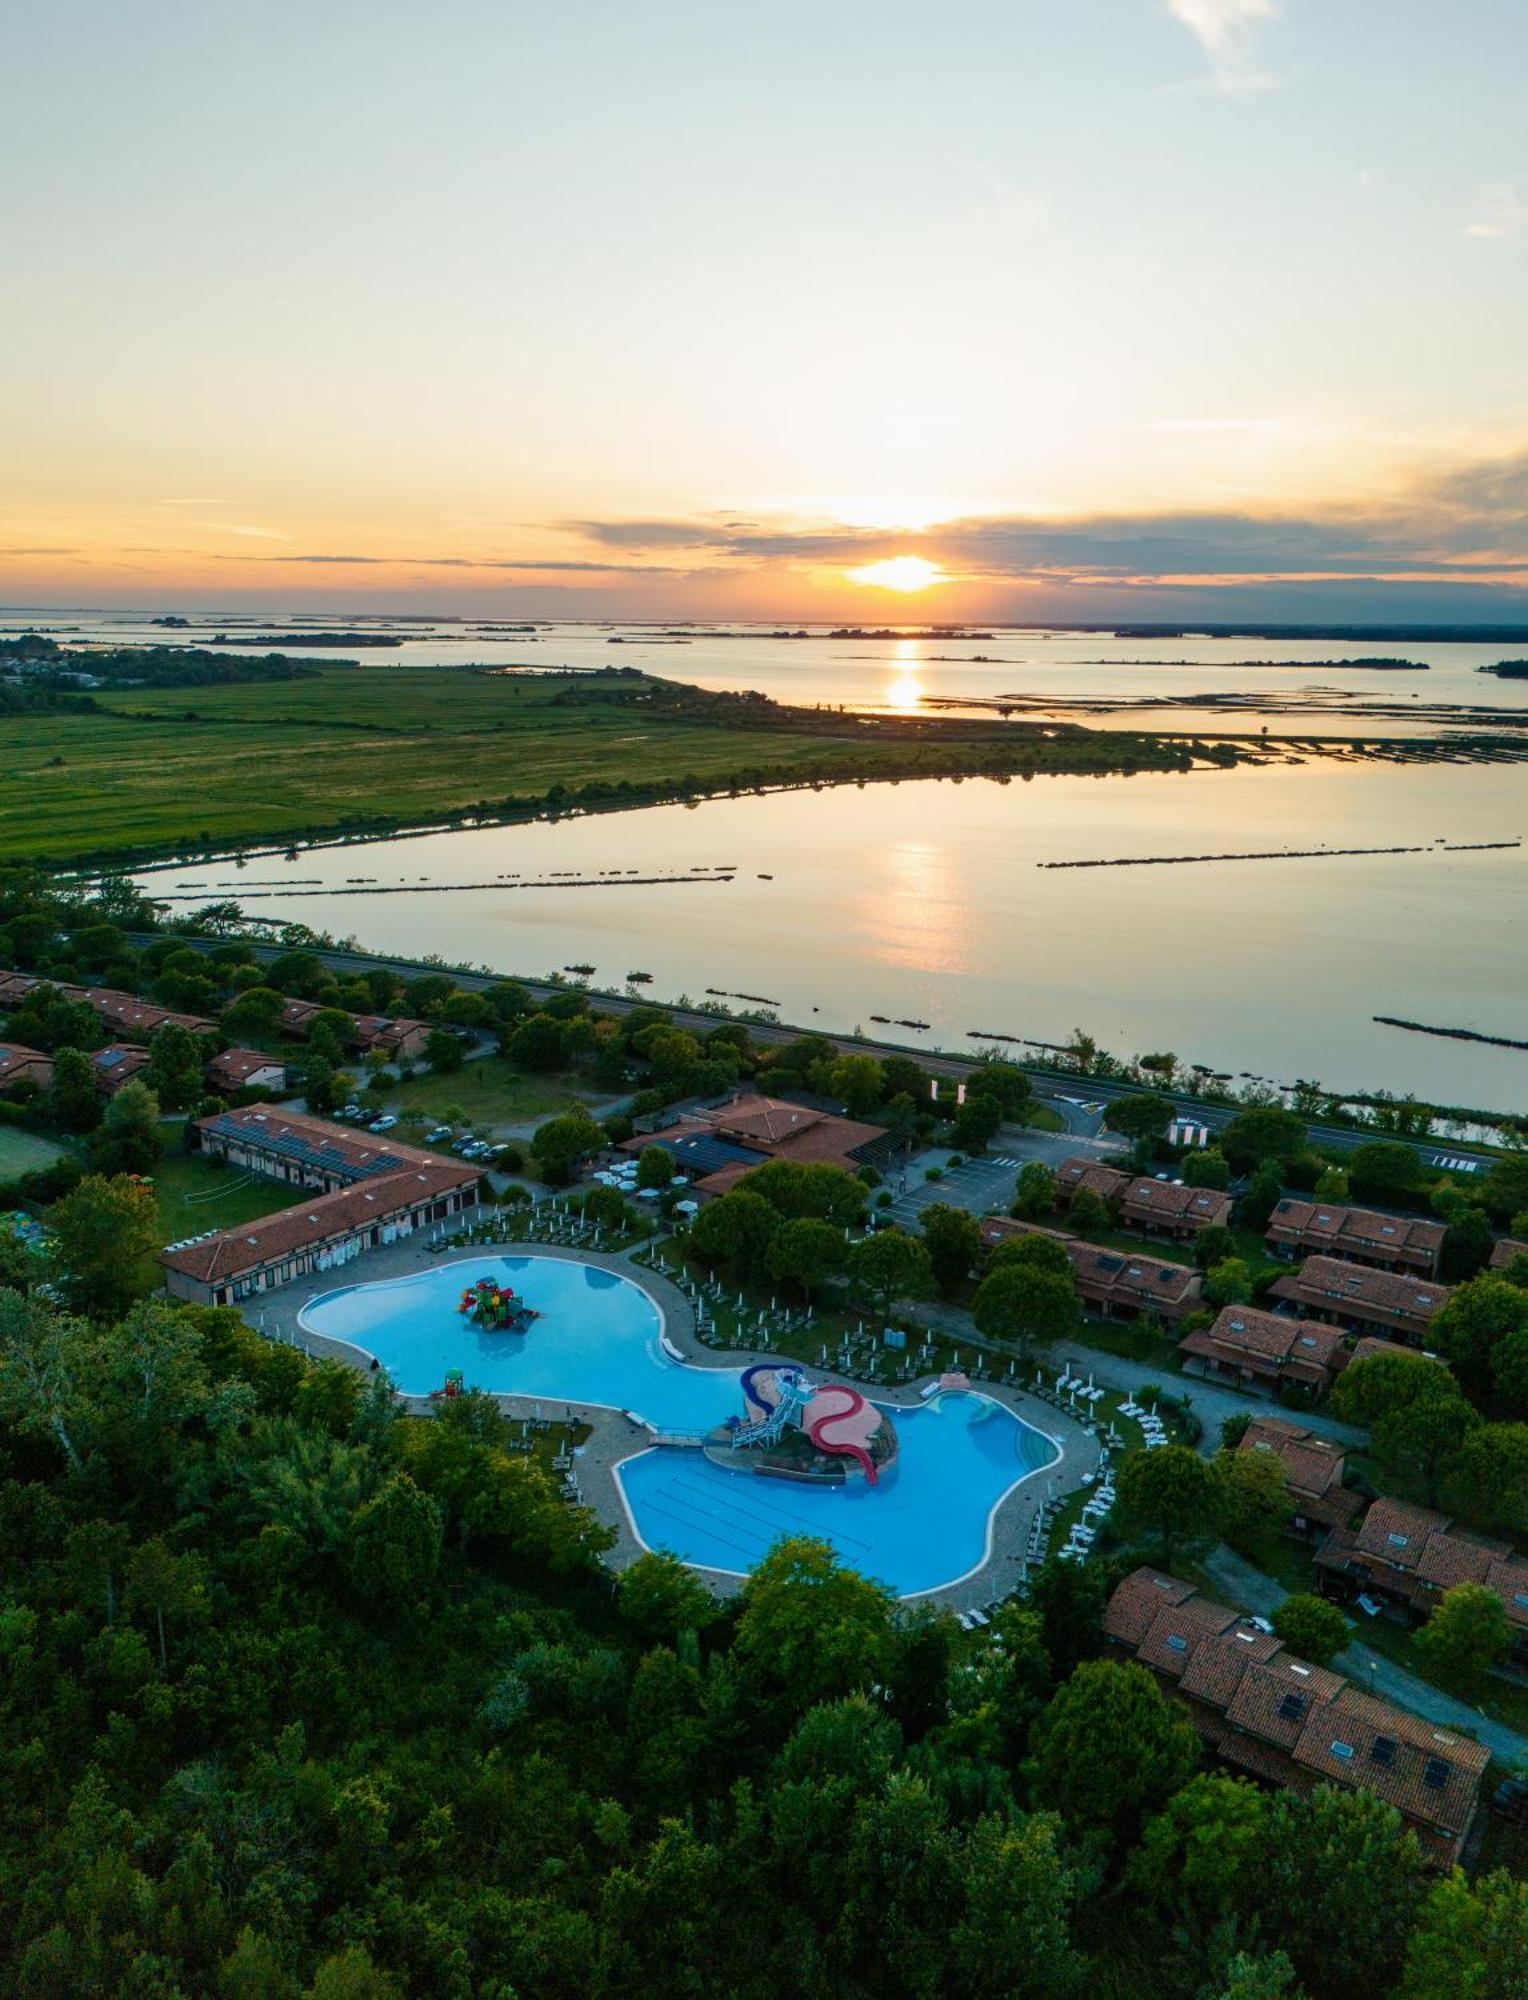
[144,932,1510,1175]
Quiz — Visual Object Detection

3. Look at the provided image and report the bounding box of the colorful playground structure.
[458,1276,539,1333]
[722,1363,888,1483]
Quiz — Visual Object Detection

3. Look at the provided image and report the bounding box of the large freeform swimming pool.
[300,1255,1060,1596]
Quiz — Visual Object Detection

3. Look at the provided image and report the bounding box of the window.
[1423,1758,1450,1790]
[1370,1736,1397,1767]
[1278,1692,1306,1720]
[1331,1741,1355,1760]
[1388,1533,1409,1549]
[1166,1634,1188,1652]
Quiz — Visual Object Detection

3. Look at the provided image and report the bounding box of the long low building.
[1104,1566,1490,1865]
[621,1092,892,1197]
[1237,1416,1361,1533]
[1266,1256,1451,1347]
[1314,1496,1528,1663]
[1054,1155,1232,1239]
[0,1042,53,1094]
[1179,1303,1344,1397]
[1266,1197,1444,1277]
[981,1216,1204,1322]
[193,1103,452,1194]
[162,1160,481,1306]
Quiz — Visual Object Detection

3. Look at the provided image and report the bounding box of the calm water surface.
[138,759,1528,1111]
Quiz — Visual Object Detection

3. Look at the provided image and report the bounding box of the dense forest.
[0,1281,1523,2000]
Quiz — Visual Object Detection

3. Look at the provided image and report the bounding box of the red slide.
[807,1384,879,1485]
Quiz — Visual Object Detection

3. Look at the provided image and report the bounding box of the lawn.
[1,663,1213,867]
[0,1127,70,1179]
[377,1059,596,1134]
[149,1147,298,1248]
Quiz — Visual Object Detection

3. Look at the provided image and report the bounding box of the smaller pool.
[616,1396,1058,1597]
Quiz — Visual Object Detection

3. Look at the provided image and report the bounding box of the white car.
[369,1115,398,1132]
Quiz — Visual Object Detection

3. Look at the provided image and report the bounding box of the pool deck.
[252,1231,1102,1615]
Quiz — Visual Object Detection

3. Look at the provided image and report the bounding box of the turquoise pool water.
[300,1256,1060,1595]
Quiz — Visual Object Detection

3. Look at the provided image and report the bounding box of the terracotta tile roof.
[1223,1651,1346,1751]
[1238,1417,1358,1525]
[1484,1558,1528,1633]
[1353,1496,1456,1576]
[1490,1237,1528,1271]
[1181,1305,1343,1385]
[1293,1687,1489,1834]
[0,1042,51,1085]
[1268,1198,1443,1270]
[1123,1177,1233,1230]
[1136,1597,1241,1679]
[161,1161,480,1285]
[206,1047,286,1089]
[90,1043,150,1092]
[1177,1624,1284,1707]
[84,987,217,1037]
[1267,1256,1451,1335]
[622,1093,887,1187]
[1345,1335,1441,1370]
[982,1219,1202,1317]
[1057,1157,1132,1203]
[1101,1566,1197,1649]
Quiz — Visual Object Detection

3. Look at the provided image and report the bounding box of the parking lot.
[880,1151,1028,1229]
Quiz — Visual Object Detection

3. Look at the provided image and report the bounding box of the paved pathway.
[913,1301,1368,1457]
[1203,1544,1528,1767]
[255,1229,1102,1615]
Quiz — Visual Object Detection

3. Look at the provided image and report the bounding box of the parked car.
[368,1115,398,1133]
[424,1125,453,1143]
[338,1103,363,1120]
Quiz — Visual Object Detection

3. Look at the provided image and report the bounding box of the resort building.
[1314,1497,1528,1663]
[84,987,217,1039]
[206,1047,288,1095]
[1121,1176,1233,1239]
[161,1162,480,1307]
[1490,1237,1528,1272]
[1104,1567,1490,1865]
[1055,1157,1132,1208]
[90,1044,151,1095]
[276,999,431,1062]
[350,1014,431,1063]
[1266,1257,1451,1347]
[1235,1416,1361,1534]
[980,1216,1204,1322]
[1265,1198,1444,1277]
[1052,1157,1232,1239]
[620,1092,892,1197]
[1179,1303,1344,1398]
[190,1103,451,1194]
[0,1042,52,1095]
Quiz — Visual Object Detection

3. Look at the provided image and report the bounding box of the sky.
[4,0,1528,621]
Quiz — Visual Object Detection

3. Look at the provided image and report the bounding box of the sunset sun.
[845,554,947,593]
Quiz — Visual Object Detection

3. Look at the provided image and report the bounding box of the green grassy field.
[0,1127,69,1178]
[376,1059,593,1134]
[149,1148,298,1248]
[0,663,1216,867]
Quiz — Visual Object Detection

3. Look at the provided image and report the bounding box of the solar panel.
[1423,1757,1450,1790]
[1370,1736,1397,1767]
[1277,1692,1305,1720]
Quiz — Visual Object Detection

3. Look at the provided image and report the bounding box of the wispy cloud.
[1464,179,1528,241]
[1165,0,1283,92]
[561,445,1528,590]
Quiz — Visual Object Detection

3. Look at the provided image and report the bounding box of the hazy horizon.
[6,1,1528,622]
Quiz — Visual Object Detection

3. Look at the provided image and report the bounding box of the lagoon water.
[137,757,1528,1112]
[55,609,1518,1112]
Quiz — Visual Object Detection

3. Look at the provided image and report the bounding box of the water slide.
[805,1384,880,1484]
